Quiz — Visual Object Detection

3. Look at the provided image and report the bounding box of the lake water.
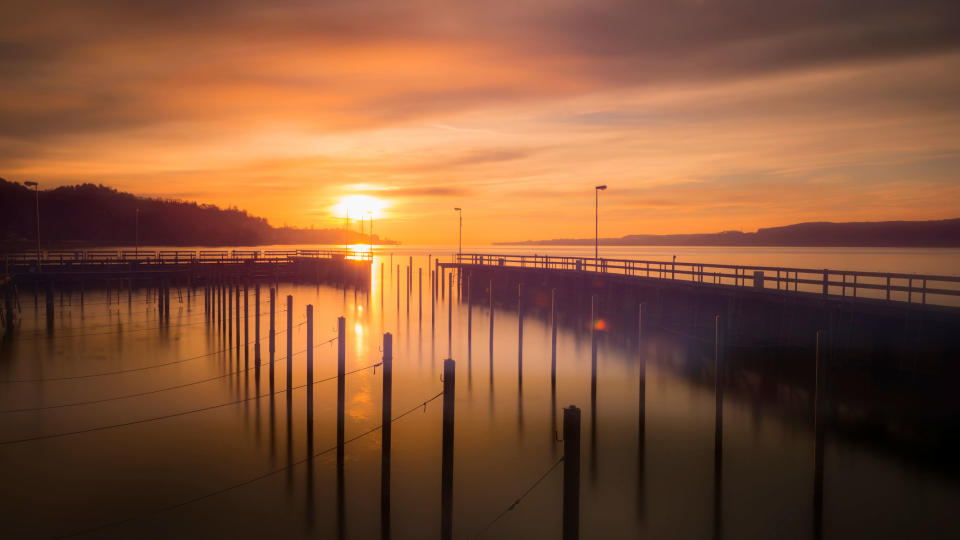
[1,247,958,538]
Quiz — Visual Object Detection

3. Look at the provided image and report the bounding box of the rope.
[0,322,302,383]
[0,336,338,413]
[470,457,565,539]
[0,358,380,445]
[60,391,444,539]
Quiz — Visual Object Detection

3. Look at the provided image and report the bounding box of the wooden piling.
[228,286,233,347]
[243,285,249,368]
[337,316,346,458]
[45,282,54,333]
[563,405,581,540]
[381,333,393,539]
[488,280,494,360]
[551,288,558,390]
[591,294,598,402]
[287,295,293,395]
[447,273,453,357]
[269,288,276,388]
[518,282,524,384]
[235,284,240,352]
[638,304,645,442]
[714,315,724,464]
[419,267,423,329]
[306,305,314,452]
[255,284,261,366]
[813,330,825,540]
[441,359,456,540]
[466,275,472,357]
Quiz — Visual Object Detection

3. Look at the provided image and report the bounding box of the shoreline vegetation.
[498,218,960,248]
[0,177,398,251]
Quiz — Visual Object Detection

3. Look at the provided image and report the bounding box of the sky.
[1,0,959,244]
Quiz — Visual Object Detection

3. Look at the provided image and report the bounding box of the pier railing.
[454,253,960,307]
[2,248,373,266]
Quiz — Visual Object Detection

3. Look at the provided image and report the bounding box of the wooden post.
[713,315,726,476]
[467,274,472,356]
[518,282,524,385]
[306,305,314,451]
[448,272,453,357]
[551,288,558,390]
[406,266,410,320]
[228,285,233,346]
[380,263,384,306]
[813,330,825,540]
[269,288,276,389]
[441,359,456,540]
[243,285,249,368]
[235,284,240,352]
[419,267,423,329]
[638,304,645,440]
[563,405,581,540]
[431,270,436,335]
[381,333,393,539]
[489,280,494,360]
[255,284,261,366]
[287,295,293,395]
[164,281,170,320]
[591,294,598,402]
[337,316,346,458]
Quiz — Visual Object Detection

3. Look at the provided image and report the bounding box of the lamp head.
[24,181,38,187]
[454,207,461,212]
[595,185,607,191]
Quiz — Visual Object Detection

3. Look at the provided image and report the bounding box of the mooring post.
[518,282,524,385]
[563,405,582,540]
[380,263,384,306]
[638,304,645,441]
[396,265,401,314]
[230,285,236,346]
[269,288,276,388]
[441,358,456,540]
[337,316,346,457]
[419,267,423,329]
[551,288,558,390]
[431,270,436,335]
[442,269,446,299]
[447,273,453,356]
[714,314,725,540]
[287,295,293,396]
[243,284,249,368]
[164,281,170,320]
[591,294,599,402]
[813,330,826,540]
[306,304,314,452]
[489,280,494,360]
[381,333,393,539]
[406,266,411,320]
[216,283,221,328]
[466,274,472,356]
[235,284,240,352]
[254,284,261,366]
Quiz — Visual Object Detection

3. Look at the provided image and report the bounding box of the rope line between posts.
[0,322,303,383]
[60,391,445,539]
[13,308,291,342]
[0,336,339,413]
[471,457,565,539]
[0,358,380,446]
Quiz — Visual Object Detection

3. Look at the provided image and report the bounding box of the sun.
[332,195,388,219]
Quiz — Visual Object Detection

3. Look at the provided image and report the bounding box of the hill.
[498,219,960,247]
[0,178,395,249]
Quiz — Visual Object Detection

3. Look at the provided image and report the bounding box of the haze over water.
[2,249,958,538]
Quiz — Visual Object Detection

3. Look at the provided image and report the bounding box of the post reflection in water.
[1,251,959,540]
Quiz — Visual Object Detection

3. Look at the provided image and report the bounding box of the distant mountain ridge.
[0,177,396,249]
[498,219,960,247]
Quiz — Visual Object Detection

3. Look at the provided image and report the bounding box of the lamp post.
[594,185,607,268]
[453,207,462,263]
[24,181,40,268]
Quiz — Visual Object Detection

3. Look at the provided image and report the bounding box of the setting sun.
[332,195,389,220]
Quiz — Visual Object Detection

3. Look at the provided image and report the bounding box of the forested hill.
[0,178,394,248]
[499,219,960,247]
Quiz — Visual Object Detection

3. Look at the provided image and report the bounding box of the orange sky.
[2,1,959,244]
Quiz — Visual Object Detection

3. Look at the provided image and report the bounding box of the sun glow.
[332,195,388,220]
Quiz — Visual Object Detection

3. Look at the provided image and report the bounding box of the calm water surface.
[1,248,958,538]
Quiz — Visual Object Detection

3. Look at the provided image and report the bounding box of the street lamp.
[24,181,40,268]
[453,207,462,263]
[594,185,607,267]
